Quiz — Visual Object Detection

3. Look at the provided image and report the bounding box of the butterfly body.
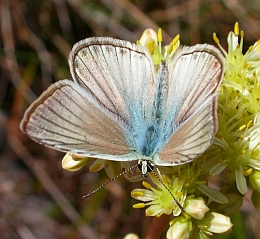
[21,37,224,171]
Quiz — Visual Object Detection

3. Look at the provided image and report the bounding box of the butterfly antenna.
[147,164,184,211]
[83,164,139,198]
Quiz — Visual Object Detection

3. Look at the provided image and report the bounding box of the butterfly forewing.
[165,44,223,126]
[69,38,156,126]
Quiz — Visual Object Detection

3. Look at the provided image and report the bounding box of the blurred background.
[1,0,260,238]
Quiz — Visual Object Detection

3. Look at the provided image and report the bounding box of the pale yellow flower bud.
[62,153,90,171]
[138,28,157,45]
[198,212,233,234]
[167,217,192,239]
[184,197,209,220]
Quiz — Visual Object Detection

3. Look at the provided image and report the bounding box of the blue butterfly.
[20,37,224,175]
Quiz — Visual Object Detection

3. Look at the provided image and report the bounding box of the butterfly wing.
[166,44,224,126]
[21,38,157,160]
[69,37,156,127]
[154,44,224,165]
[155,96,218,165]
[20,80,132,160]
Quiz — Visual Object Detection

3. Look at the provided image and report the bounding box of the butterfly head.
[137,159,154,178]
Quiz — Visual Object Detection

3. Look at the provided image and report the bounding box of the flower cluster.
[211,22,260,208]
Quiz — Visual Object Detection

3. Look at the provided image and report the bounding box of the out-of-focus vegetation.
[1,0,260,238]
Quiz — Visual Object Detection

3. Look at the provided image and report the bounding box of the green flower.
[131,157,227,219]
[131,174,185,217]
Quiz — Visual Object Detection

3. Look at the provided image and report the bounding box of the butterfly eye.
[146,161,154,172]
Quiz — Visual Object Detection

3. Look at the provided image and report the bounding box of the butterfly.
[20,37,224,176]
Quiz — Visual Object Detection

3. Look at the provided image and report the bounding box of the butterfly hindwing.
[20,79,137,160]
[156,96,218,165]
